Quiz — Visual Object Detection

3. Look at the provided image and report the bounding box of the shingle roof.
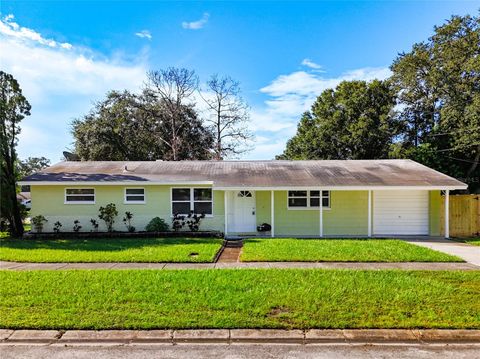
[21,160,466,189]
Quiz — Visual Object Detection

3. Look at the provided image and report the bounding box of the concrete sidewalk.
[403,238,480,266]
[1,329,480,345]
[1,260,478,271]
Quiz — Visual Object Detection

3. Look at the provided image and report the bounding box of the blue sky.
[1,1,478,162]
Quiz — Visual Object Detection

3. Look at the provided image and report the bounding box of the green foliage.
[98,203,118,232]
[0,238,222,263]
[241,238,462,262]
[31,215,47,233]
[279,80,398,160]
[73,220,82,233]
[53,221,62,234]
[90,219,99,232]
[172,212,206,232]
[0,71,31,237]
[17,157,50,179]
[1,270,479,329]
[122,211,135,233]
[145,217,169,232]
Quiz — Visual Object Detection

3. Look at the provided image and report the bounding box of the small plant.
[73,220,82,232]
[172,213,186,232]
[98,203,118,232]
[31,215,48,233]
[145,217,169,232]
[172,212,205,232]
[122,211,135,233]
[53,221,62,233]
[90,219,99,232]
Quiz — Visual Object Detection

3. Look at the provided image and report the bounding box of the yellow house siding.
[429,190,441,236]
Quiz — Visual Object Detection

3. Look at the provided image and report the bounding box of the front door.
[232,190,256,233]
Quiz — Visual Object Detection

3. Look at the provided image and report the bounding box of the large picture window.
[288,190,330,209]
[65,188,95,204]
[172,188,213,215]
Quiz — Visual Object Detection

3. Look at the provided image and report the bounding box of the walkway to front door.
[217,240,243,263]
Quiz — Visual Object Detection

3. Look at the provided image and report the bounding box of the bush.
[73,220,82,233]
[122,211,135,233]
[53,221,62,233]
[145,217,169,232]
[98,203,118,232]
[172,212,205,232]
[90,219,99,232]
[31,215,48,233]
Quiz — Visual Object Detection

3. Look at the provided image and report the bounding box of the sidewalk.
[403,238,480,266]
[1,329,480,345]
[1,260,478,271]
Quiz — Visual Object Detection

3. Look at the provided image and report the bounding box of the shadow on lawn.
[0,237,221,252]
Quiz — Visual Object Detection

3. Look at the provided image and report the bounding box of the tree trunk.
[466,144,480,179]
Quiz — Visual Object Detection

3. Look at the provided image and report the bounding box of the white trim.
[271,190,275,238]
[445,190,450,238]
[224,192,228,235]
[319,188,323,237]
[21,181,214,186]
[367,190,372,237]
[124,187,146,204]
[213,185,467,191]
[64,188,95,205]
[170,187,214,217]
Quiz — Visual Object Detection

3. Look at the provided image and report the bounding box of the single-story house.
[20,159,467,238]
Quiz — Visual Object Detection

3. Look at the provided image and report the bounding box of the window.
[172,188,213,215]
[125,188,145,204]
[288,190,330,209]
[65,188,95,204]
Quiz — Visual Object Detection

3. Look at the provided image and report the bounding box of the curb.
[1,329,480,345]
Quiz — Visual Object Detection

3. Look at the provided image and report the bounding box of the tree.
[0,71,31,237]
[278,80,398,160]
[390,13,480,189]
[72,90,214,161]
[17,157,50,178]
[201,74,252,159]
[146,67,201,160]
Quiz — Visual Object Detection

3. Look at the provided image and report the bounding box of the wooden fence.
[440,194,480,237]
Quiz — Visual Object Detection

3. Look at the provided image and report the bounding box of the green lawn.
[464,238,480,246]
[0,269,479,329]
[0,237,223,263]
[241,238,463,262]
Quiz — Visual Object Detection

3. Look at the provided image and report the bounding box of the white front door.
[231,190,256,233]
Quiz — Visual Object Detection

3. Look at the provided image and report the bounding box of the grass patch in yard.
[0,237,222,263]
[241,238,463,262]
[464,238,480,246]
[0,269,479,329]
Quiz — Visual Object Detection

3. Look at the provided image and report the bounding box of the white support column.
[368,190,372,237]
[445,190,450,239]
[224,191,228,236]
[270,191,275,237]
[319,189,324,238]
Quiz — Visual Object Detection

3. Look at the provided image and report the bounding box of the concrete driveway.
[403,238,480,267]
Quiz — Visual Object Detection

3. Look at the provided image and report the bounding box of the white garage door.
[373,190,429,235]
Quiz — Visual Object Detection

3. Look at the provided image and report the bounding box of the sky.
[1,0,478,163]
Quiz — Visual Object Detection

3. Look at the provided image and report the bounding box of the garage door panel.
[373,190,429,235]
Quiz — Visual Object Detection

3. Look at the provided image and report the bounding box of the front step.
[224,239,243,248]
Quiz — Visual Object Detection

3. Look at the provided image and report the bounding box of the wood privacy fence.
[440,194,480,237]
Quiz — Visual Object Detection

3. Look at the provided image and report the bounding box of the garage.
[373,190,429,235]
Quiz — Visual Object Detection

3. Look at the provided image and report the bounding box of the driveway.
[403,238,480,267]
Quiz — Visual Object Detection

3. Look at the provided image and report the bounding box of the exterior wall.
[255,191,271,227]
[429,190,441,236]
[30,185,224,232]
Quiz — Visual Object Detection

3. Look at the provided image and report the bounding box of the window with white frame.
[65,188,95,204]
[288,190,330,209]
[124,188,145,203]
[172,188,213,215]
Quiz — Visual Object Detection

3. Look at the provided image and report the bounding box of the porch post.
[367,190,372,237]
[224,191,228,236]
[271,190,275,237]
[319,189,324,237]
[445,189,449,238]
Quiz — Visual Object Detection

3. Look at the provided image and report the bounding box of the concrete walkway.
[403,238,480,266]
[1,260,478,271]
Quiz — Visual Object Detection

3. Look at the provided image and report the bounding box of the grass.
[464,238,480,246]
[0,269,479,329]
[0,237,223,263]
[240,238,463,262]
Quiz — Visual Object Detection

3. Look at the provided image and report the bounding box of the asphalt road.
[1,344,479,359]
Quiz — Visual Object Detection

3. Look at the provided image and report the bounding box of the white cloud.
[135,30,152,40]
[0,14,147,162]
[245,67,391,160]
[301,58,323,71]
[182,13,209,30]
[0,14,73,49]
